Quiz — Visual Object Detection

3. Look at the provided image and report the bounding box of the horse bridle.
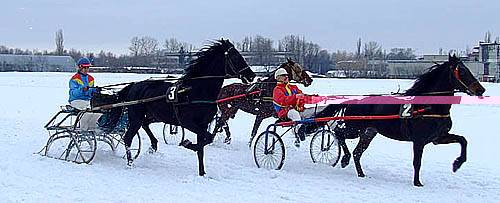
[224,47,251,79]
[451,63,478,95]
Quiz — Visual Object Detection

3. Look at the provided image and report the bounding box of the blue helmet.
[77,57,91,67]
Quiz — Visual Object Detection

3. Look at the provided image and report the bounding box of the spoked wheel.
[46,131,97,164]
[253,131,285,170]
[45,131,73,161]
[309,129,341,167]
[163,124,184,145]
[95,132,116,151]
[109,130,141,160]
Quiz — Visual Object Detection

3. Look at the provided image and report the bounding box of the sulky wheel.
[44,131,73,161]
[68,131,97,164]
[45,131,97,164]
[163,124,184,145]
[309,129,341,167]
[253,131,285,170]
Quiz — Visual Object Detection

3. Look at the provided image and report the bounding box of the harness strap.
[90,95,167,111]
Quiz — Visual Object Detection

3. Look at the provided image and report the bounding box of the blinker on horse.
[110,39,255,176]
[317,54,485,186]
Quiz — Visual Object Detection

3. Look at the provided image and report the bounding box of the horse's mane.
[404,62,450,95]
[264,61,293,80]
[183,39,232,78]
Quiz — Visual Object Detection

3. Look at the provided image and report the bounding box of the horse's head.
[448,54,485,96]
[220,39,256,84]
[280,58,313,87]
[406,54,486,96]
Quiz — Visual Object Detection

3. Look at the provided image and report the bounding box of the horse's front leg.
[179,129,212,176]
[432,133,467,172]
[197,148,205,176]
[249,115,264,147]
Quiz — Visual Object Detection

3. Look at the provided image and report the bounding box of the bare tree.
[55,29,64,55]
[129,36,141,57]
[239,35,274,65]
[386,48,416,60]
[164,38,194,52]
[139,36,159,56]
[356,38,362,58]
[239,36,252,52]
[128,36,160,66]
[129,36,159,56]
[363,41,383,59]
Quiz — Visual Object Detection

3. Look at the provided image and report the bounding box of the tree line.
[1,29,421,74]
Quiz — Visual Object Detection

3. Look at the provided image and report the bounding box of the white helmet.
[274,68,288,79]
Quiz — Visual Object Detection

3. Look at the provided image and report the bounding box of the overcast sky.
[1,0,499,55]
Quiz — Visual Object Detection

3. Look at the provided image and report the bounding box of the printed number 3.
[168,86,177,101]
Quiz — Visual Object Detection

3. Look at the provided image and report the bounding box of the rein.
[173,90,263,106]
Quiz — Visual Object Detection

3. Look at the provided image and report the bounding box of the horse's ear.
[287,57,292,63]
[448,54,456,62]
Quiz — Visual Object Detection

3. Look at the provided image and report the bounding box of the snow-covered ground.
[1,72,499,202]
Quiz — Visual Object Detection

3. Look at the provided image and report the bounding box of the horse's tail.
[217,85,238,120]
[316,104,348,118]
[102,84,133,130]
[300,104,348,135]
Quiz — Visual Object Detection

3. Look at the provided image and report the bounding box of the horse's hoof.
[452,159,464,172]
[199,172,206,176]
[148,147,156,154]
[357,173,366,178]
[179,139,192,147]
[224,137,231,144]
[414,181,424,187]
[127,159,134,167]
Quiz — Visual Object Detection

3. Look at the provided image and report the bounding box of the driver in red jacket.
[273,68,307,146]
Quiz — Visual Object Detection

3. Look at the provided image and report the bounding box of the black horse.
[111,39,255,176]
[316,55,485,186]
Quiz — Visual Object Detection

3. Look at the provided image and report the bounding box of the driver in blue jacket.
[69,57,98,110]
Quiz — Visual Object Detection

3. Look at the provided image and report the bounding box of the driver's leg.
[70,100,90,110]
[288,109,305,144]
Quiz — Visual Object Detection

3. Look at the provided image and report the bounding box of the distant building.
[477,42,500,82]
[0,54,75,72]
[386,54,483,80]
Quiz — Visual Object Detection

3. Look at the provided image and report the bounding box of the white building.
[0,54,75,72]
[478,42,500,82]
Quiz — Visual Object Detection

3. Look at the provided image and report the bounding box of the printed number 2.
[401,104,412,117]
[168,86,177,101]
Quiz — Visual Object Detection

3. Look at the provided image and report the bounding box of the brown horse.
[215,58,313,145]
